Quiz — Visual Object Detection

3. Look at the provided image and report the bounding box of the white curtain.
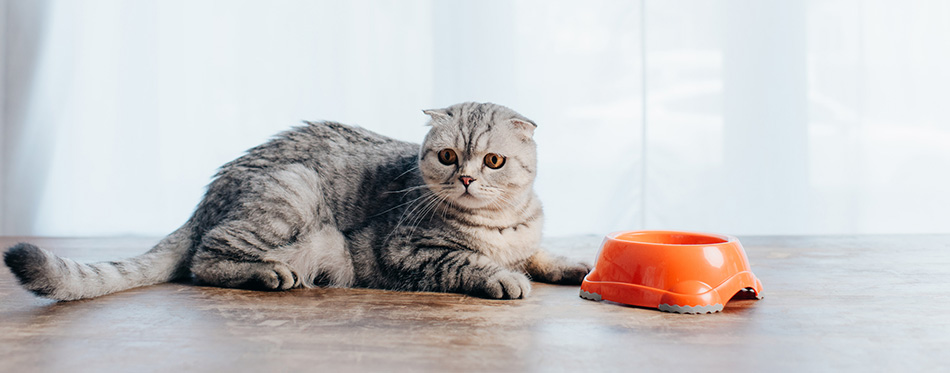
[643,0,950,234]
[1,0,948,237]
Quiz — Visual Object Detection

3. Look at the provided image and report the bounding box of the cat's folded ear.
[422,109,451,125]
[510,118,537,139]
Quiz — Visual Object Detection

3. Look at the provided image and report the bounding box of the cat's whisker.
[400,187,450,237]
[391,165,420,181]
[402,192,446,238]
[371,189,434,218]
[384,184,430,195]
[436,191,453,221]
[421,189,451,222]
[404,193,440,224]
[386,191,440,241]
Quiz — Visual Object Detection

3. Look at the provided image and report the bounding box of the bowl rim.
[605,230,738,247]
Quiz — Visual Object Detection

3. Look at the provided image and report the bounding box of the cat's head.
[419,102,538,211]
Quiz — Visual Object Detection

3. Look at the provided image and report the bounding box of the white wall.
[1,0,948,237]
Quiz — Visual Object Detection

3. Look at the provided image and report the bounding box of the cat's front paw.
[552,262,592,285]
[524,250,592,285]
[474,270,532,299]
[252,261,300,290]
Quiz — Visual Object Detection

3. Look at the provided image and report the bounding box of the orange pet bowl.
[579,230,763,314]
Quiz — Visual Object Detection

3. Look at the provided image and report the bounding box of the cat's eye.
[484,153,506,169]
[437,149,458,165]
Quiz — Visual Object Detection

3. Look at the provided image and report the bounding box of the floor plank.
[1,235,949,371]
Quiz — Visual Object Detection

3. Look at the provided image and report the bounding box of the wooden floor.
[1,235,948,372]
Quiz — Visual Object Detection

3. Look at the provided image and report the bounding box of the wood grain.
[1,235,949,371]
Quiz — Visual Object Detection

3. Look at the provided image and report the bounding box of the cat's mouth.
[453,189,487,208]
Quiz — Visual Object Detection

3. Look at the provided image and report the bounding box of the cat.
[3,102,590,301]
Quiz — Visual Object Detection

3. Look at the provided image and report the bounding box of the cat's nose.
[459,176,476,187]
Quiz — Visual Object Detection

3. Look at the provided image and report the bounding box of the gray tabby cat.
[4,102,590,301]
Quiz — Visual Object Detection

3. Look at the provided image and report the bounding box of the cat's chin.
[447,193,492,211]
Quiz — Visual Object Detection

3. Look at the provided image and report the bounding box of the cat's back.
[300,121,414,153]
[223,120,421,195]
[197,122,420,232]
[232,121,417,167]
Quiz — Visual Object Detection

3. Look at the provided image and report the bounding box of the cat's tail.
[3,223,194,301]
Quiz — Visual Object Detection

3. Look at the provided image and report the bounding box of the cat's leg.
[265,225,355,288]
[191,221,303,290]
[383,245,532,299]
[191,164,342,291]
[523,250,591,285]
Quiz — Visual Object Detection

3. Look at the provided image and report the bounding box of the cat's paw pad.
[255,261,299,290]
[477,270,531,299]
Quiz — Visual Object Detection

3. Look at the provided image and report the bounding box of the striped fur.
[3,224,192,301]
[4,102,590,301]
